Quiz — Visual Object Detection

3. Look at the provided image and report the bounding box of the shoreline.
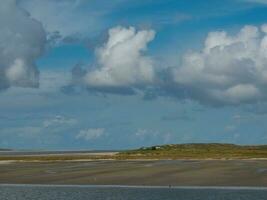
[1,157,267,164]
[1,184,267,190]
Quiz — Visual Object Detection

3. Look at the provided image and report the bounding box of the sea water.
[0,185,266,200]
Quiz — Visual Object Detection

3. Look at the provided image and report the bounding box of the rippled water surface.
[0,185,266,200]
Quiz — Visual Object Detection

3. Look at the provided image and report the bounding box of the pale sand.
[0,161,15,165]
[0,160,267,186]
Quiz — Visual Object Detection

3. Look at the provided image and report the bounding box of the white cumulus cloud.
[84,26,156,88]
[43,115,77,128]
[173,24,267,105]
[0,0,46,90]
[76,128,106,141]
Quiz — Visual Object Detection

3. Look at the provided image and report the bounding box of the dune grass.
[1,143,267,161]
[117,143,267,159]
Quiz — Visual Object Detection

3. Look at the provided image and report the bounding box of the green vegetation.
[1,143,267,161]
[118,143,267,159]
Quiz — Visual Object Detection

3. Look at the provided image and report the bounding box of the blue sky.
[1,0,267,150]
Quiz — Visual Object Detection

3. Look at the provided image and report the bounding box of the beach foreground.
[0,159,267,186]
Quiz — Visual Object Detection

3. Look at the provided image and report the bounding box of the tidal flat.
[0,159,267,186]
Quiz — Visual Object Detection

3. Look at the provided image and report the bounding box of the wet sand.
[0,160,267,186]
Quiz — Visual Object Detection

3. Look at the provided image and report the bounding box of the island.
[0,143,267,186]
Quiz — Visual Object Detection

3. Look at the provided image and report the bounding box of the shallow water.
[0,185,266,200]
[0,150,117,156]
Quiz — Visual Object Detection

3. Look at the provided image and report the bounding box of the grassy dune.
[118,143,267,160]
[1,143,267,162]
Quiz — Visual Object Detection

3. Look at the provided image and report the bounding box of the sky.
[1,0,267,150]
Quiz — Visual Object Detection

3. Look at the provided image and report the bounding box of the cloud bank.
[173,25,267,105]
[5,0,267,108]
[0,0,46,90]
[4,0,267,108]
[71,24,267,106]
[13,0,267,107]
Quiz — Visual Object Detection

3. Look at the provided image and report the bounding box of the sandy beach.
[0,159,267,186]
